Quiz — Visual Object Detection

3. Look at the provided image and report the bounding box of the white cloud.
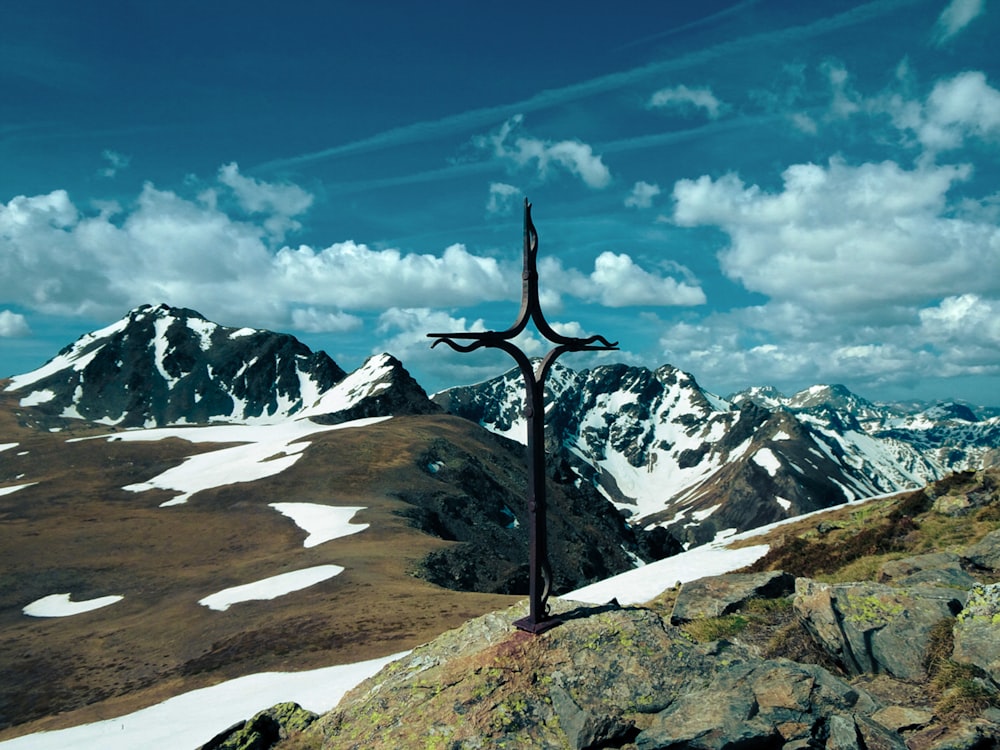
[919,294,1000,344]
[290,307,363,333]
[648,85,724,119]
[663,153,1000,394]
[657,307,954,398]
[539,253,705,308]
[934,0,985,44]
[790,112,818,134]
[0,174,514,330]
[876,70,1000,153]
[217,162,313,242]
[671,157,998,314]
[477,116,612,189]
[920,71,1000,150]
[486,182,521,214]
[0,310,30,337]
[625,181,661,209]
[273,242,510,310]
[98,149,130,178]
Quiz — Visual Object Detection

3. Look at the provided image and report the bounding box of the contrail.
[254,0,923,174]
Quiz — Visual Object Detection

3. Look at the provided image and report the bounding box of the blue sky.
[2,0,998,405]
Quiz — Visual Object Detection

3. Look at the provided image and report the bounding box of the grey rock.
[794,578,964,680]
[963,529,1000,572]
[872,705,935,732]
[827,713,862,750]
[199,702,317,750]
[878,552,978,589]
[669,570,795,624]
[952,582,1000,684]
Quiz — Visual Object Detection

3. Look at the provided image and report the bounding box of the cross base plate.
[513,615,562,634]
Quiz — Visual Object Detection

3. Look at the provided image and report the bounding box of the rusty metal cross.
[427,199,618,633]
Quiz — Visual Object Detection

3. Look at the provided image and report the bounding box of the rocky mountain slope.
[210,469,1000,750]
[435,363,1000,546]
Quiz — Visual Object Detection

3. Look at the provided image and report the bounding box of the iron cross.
[427,199,618,633]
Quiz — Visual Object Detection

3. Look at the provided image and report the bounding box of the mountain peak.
[6,305,346,427]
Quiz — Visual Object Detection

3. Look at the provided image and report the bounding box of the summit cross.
[427,199,618,633]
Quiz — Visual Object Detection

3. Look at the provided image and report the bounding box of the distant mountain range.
[6,303,999,548]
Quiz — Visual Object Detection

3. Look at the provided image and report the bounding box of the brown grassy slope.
[0,389,518,740]
[737,468,1000,582]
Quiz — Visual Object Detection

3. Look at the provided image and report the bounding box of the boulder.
[962,529,1000,573]
[794,579,965,680]
[635,661,877,750]
[669,570,795,624]
[877,552,978,589]
[952,583,1000,684]
[199,702,317,750]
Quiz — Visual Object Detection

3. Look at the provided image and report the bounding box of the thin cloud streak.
[254,0,922,174]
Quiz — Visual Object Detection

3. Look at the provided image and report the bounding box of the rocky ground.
[208,469,1000,749]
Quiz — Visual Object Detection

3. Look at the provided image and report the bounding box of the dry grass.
[0,394,518,740]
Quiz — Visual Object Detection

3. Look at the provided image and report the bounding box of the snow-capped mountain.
[434,364,1000,545]
[732,383,1000,484]
[3,304,436,428]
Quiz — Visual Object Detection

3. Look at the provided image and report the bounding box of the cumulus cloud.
[934,0,985,44]
[476,115,612,189]
[0,310,30,337]
[663,154,1000,395]
[625,181,661,209]
[486,182,521,214]
[216,162,313,241]
[0,174,515,331]
[539,252,705,308]
[873,70,1000,153]
[671,157,999,313]
[273,242,510,310]
[648,85,724,119]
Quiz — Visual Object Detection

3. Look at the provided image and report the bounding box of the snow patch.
[18,389,56,406]
[23,593,123,618]
[776,496,792,511]
[0,652,407,750]
[752,448,781,477]
[268,504,369,548]
[186,317,216,351]
[198,565,344,611]
[0,482,37,496]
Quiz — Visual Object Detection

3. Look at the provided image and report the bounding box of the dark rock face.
[7,304,346,427]
[400,431,677,596]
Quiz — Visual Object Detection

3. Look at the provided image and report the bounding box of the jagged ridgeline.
[435,361,1000,545]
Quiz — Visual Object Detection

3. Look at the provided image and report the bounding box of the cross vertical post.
[427,200,618,633]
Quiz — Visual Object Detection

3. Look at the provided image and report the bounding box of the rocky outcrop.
[200,702,317,750]
[963,529,1000,572]
[669,570,795,624]
[953,583,1000,683]
[299,600,889,750]
[794,579,965,680]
